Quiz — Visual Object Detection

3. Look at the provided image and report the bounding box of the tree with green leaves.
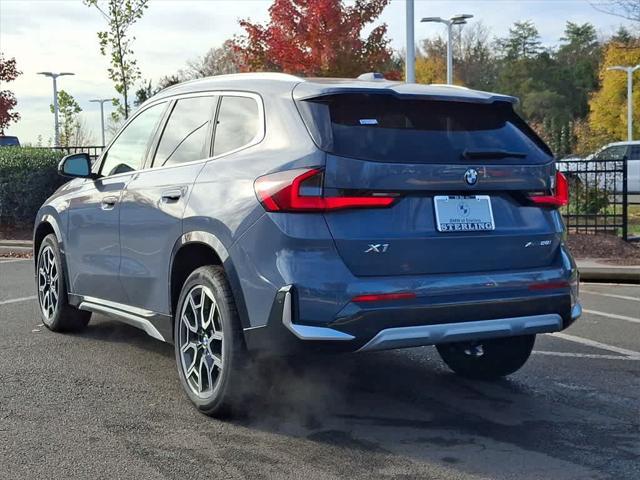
[50,90,82,147]
[497,21,542,60]
[84,0,149,120]
[557,22,600,119]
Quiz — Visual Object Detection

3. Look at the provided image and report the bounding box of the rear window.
[296,93,552,164]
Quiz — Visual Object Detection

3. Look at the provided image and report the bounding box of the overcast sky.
[1,0,636,145]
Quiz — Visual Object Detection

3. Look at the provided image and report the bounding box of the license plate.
[434,195,495,232]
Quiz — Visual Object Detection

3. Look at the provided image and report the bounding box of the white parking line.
[583,309,640,324]
[550,332,640,359]
[533,351,640,361]
[0,295,36,306]
[581,290,640,302]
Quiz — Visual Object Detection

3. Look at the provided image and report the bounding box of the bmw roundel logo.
[464,168,478,186]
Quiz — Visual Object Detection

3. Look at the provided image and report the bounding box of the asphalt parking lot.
[0,257,638,480]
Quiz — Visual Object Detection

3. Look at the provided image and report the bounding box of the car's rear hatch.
[294,86,562,277]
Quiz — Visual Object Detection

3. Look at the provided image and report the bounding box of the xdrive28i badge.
[464,168,478,186]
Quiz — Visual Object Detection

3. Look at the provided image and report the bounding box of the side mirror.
[58,153,96,179]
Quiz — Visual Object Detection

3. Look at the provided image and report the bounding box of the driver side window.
[100,102,166,176]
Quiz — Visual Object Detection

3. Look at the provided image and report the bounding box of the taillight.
[254,168,397,212]
[528,171,569,207]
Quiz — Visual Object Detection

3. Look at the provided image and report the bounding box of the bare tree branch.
[590,1,640,21]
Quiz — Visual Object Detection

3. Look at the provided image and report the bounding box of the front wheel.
[37,234,91,332]
[174,266,247,417]
[436,335,535,380]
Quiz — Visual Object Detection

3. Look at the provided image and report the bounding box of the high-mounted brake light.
[254,168,397,212]
[528,171,569,207]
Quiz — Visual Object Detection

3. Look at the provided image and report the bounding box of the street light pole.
[608,65,640,141]
[405,0,415,83]
[90,99,112,147]
[421,14,473,85]
[37,71,75,146]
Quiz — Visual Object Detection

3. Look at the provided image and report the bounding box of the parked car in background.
[0,135,20,147]
[559,142,640,194]
[34,73,580,417]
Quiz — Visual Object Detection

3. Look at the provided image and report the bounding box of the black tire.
[436,335,535,380]
[173,266,247,417]
[36,234,91,332]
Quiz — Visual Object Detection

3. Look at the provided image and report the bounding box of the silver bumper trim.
[79,296,166,342]
[571,303,582,320]
[358,313,563,352]
[281,286,354,341]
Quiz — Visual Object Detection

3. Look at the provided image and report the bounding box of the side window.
[100,103,166,176]
[213,96,260,157]
[630,145,640,159]
[596,146,626,161]
[153,96,218,167]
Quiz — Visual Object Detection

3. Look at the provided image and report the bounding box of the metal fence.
[36,145,104,162]
[556,157,638,241]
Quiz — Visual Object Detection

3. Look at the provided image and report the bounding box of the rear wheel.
[174,266,247,417]
[37,234,91,332]
[436,335,535,380]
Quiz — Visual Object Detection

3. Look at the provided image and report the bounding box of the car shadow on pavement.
[75,316,174,359]
[228,351,637,479]
[74,316,638,480]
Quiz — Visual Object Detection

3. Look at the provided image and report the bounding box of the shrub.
[0,147,67,226]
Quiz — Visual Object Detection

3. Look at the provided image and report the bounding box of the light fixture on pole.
[90,98,112,147]
[607,65,640,141]
[37,71,75,146]
[421,14,474,85]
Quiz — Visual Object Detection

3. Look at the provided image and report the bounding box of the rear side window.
[597,145,628,161]
[154,96,218,167]
[296,93,552,164]
[213,96,260,157]
[630,146,640,159]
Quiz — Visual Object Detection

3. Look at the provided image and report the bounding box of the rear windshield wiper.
[462,149,527,159]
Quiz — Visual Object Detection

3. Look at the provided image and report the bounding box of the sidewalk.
[1,240,639,283]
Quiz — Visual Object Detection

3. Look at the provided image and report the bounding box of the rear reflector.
[254,168,397,212]
[352,292,417,303]
[528,171,569,207]
[528,280,570,291]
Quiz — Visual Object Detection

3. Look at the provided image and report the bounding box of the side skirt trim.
[76,295,167,342]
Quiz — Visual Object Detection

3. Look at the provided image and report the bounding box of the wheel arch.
[169,231,251,338]
[33,213,67,279]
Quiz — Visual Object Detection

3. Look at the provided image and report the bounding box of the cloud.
[2,0,637,143]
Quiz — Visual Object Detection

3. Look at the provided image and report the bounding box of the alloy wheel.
[37,245,59,323]
[178,285,224,397]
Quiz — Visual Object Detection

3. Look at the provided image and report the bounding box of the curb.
[578,267,640,284]
[0,240,32,248]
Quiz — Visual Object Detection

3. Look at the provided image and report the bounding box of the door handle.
[161,189,183,202]
[101,196,118,210]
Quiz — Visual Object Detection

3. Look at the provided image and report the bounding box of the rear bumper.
[235,213,580,355]
[243,285,581,355]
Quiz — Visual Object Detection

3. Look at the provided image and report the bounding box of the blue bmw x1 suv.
[34,73,581,416]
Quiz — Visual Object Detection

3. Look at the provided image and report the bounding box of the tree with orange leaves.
[233,0,399,78]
